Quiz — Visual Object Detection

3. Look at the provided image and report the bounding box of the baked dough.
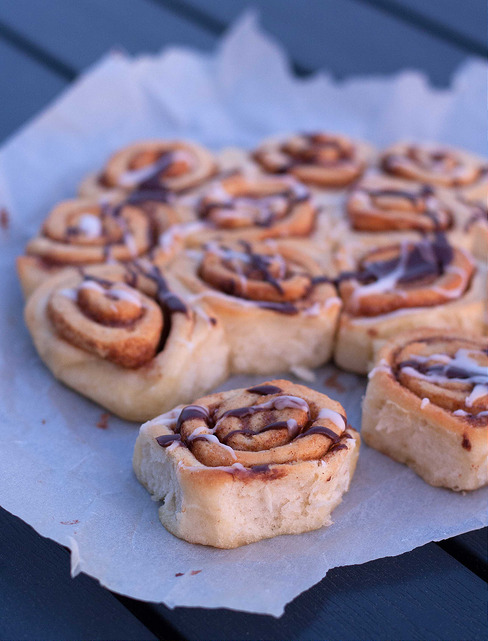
[24,263,229,421]
[334,238,484,373]
[362,329,488,490]
[169,240,342,374]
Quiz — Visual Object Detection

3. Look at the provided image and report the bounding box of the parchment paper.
[0,13,486,617]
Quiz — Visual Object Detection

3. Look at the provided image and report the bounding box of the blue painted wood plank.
[170,0,473,85]
[0,39,66,143]
[0,0,215,72]
[149,543,488,641]
[0,507,157,641]
[440,528,488,582]
[379,0,487,50]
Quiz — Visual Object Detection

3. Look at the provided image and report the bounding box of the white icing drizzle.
[352,242,410,303]
[60,288,77,300]
[187,432,237,460]
[466,384,488,408]
[420,398,430,409]
[119,149,195,187]
[317,408,346,431]
[368,358,391,379]
[108,287,142,307]
[77,213,102,238]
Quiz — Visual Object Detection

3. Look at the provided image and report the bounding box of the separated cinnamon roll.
[133,379,360,547]
[176,172,317,247]
[78,139,217,199]
[333,235,484,374]
[24,263,229,421]
[381,142,488,199]
[253,132,374,191]
[17,193,182,298]
[169,240,341,374]
[363,329,488,490]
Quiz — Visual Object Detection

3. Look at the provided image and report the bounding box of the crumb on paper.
[190,570,202,576]
[96,412,110,429]
[41,419,46,425]
[175,572,184,577]
[0,208,9,230]
[290,365,316,382]
[324,371,346,393]
[60,519,79,525]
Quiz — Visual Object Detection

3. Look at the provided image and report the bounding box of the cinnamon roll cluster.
[18,135,486,413]
[18,134,487,547]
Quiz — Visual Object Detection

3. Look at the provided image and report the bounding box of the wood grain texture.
[0,507,156,641]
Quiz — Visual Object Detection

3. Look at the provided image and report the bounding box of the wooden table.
[0,1,486,639]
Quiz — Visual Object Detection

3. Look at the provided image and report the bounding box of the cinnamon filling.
[155,384,352,468]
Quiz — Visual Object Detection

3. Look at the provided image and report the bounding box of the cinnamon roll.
[24,263,229,421]
[381,142,488,199]
[253,132,374,191]
[17,193,182,298]
[333,235,484,374]
[78,139,217,199]
[362,329,488,490]
[169,240,341,374]
[176,172,318,247]
[133,379,360,548]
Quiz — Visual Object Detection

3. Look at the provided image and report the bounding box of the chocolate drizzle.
[199,180,309,229]
[155,393,352,467]
[247,384,283,395]
[337,233,454,287]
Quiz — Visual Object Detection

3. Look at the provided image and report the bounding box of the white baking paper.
[0,12,486,617]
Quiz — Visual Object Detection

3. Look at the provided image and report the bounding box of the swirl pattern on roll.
[346,175,454,232]
[253,132,371,187]
[338,235,475,316]
[155,380,353,468]
[392,335,488,423]
[196,240,336,314]
[47,262,187,369]
[91,140,217,195]
[196,173,316,239]
[24,190,182,266]
[381,142,488,190]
